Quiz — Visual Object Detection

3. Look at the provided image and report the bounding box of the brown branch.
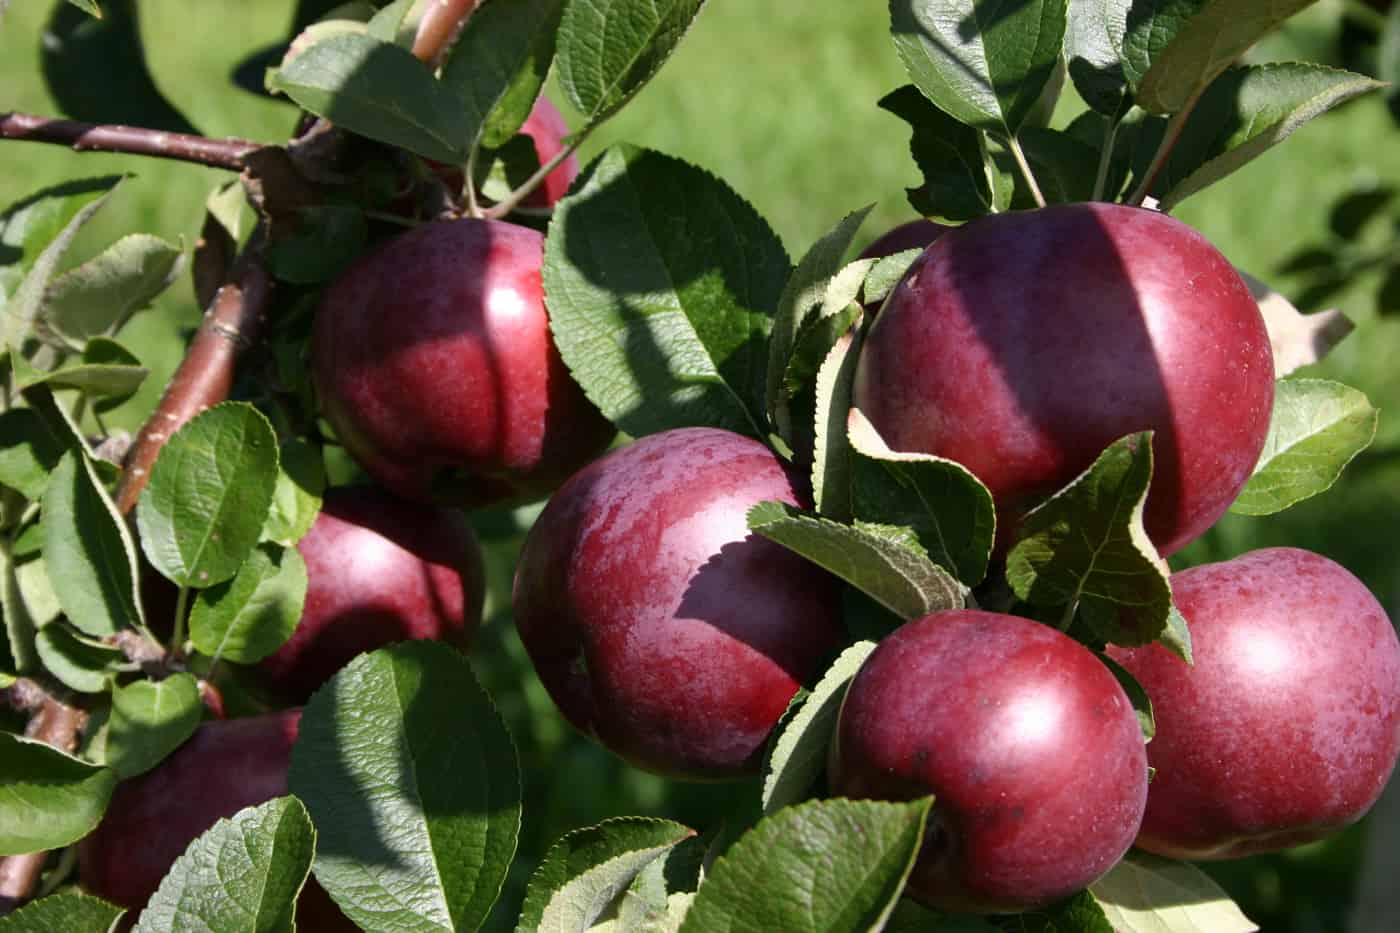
[114,235,273,515]
[411,0,483,67]
[1,112,259,172]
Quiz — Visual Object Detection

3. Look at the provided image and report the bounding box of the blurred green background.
[3,1,1399,930]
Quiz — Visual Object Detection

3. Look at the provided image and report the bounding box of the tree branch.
[411,0,483,67]
[1,112,259,172]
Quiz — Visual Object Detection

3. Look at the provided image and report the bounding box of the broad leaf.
[0,731,117,855]
[260,438,326,547]
[136,402,280,589]
[1231,379,1377,516]
[34,623,121,694]
[1,547,40,672]
[862,249,922,308]
[747,501,964,621]
[289,642,520,932]
[1064,0,1133,115]
[890,0,1069,135]
[190,544,307,663]
[556,0,708,123]
[265,204,368,285]
[1091,851,1258,932]
[0,408,66,499]
[106,673,203,780]
[679,798,931,932]
[39,234,183,348]
[18,338,148,403]
[543,145,788,440]
[1010,125,1102,205]
[809,316,862,520]
[0,889,126,932]
[0,176,122,291]
[879,85,1004,221]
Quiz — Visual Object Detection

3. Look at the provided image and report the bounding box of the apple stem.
[171,585,192,656]
[1057,599,1078,632]
[484,122,597,221]
[1091,116,1121,202]
[0,111,258,171]
[412,0,484,68]
[1127,87,1204,208]
[463,144,483,218]
[1005,134,1047,209]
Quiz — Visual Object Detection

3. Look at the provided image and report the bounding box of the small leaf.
[106,673,203,780]
[0,548,40,673]
[1090,851,1258,932]
[18,338,148,402]
[679,797,931,932]
[136,402,280,589]
[1231,379,1377,517]
[289,641,521,932]
[39,233,183,348]
[543,145,788,440]
[266,204,368,285]
[0,731,118,855]
[783,302,862,407]
[260,439,326,547]
[190,544,307,664]
[35,623,121,694]
[862,249,921,308]
[43,451,144,637]
[267,33,470,163]
[878,85,1001,221]
[747,501,964,621]
[762,641,877,816]
[0,889,126,933]
[1099,653,1155,742]
[133,796,316,933]
[1005,433,1173,647]
[556,0,708,123]
[1241,271,1353,377]
[1064,0,1133,115]
[809,318,863,520]
[64,0,103,17]
[849,408,996,587]
[0,177,122,284]
[1011,126,1102,205]
[0,408,66,499]
[1001,891,1115,932]
[517,817,696,932]
[890,0,1069,136]
[365,0,415,42]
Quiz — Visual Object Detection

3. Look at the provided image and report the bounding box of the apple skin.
[830,609,1148,914]
[857,219,947,261]
[512,426,846,781]
[852,202,1274,556]
[313,217,615,508]
[258,485,485,702]
[78,710,355,931]
[1106,547,1400,860]
[518,95,580,207]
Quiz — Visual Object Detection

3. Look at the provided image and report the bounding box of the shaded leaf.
[0,731,117,855]
[39,234,183,348]
[0,889,126,932]
[0,408,66,499]
[106,673,203,780]
[190,544,307,664]
[879,84,1002,221]
[1091,851,1258,932]
[34,623,120,694]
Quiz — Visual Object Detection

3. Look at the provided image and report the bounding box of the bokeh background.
[3,1,1398,930]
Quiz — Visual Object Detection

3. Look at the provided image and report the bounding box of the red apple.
[78,710,355,930]
[858,219,946,261]
[258,485,485,702]
[830,609,1148,914]
[518,95,579,207]
[512,427,846,780]
[1107,548,1400,859]
[852,202,1274,556]
[313,217,614,508]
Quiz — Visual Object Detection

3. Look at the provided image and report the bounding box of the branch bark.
[1,112,259,172]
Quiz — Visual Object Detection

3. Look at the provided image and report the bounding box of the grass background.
[3,1,1399,929]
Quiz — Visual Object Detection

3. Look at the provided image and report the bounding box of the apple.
[313,217,615,508]
[517,95,580,208]
[852,202,1275,556]
[512,426,846,780]
[830,609,1149,914]
[1107,547,1400,859]
[78,710,355,930]
[857,219,946,261]
[258,484,485,701]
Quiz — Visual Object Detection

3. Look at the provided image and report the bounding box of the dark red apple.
[852,202,1274,556]
[830,609,1148,914]
[858,219,946,261]
[313,217,614,508]
[1107,548,1400,859]
[78,710,355,931]
[258,485,485,702]
[512,426,846,780]
[518,95,580,208]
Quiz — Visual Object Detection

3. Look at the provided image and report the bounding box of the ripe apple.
[512,426,846,780]
[313,217,615,508]
[857,219,946,261]
[852,202,1275,556]
[78,710,355,930]
[258,484,485,701]
[1107,547,1400,859]
[517,95,580,208]
[830,609,1148,914]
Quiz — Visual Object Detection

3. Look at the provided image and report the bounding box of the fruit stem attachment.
[0,112,258,172]
[463,144,483,218]
[1005,134,1046,209]
[483,123,596,220]
[1128,87,1205,208]
[1091,115,1121,202]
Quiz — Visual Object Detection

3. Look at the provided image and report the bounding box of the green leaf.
[18,338,148,402]
[190,544,307,664]
[998,891,1114,932]
[0,547,39,673]
[64,0,103,17]
[1064,0,1133,115]
[890,0,1069,135]
[556,0,708,123]
[261,439,326,547]
[133,796,316,933]
[0,408,66,499]
[0,731,117,855]
[1230,379,1377,517]
[809,319,863,521]
[289,641,521,932]
[0,889,126,933]
[106,673,203,780]
[0,177,122,288]
[365,0,415,42]
[886,900,997,931]
[34,623,121,693]
[441,0,566,149]
[1099,653,1155,742]
[784,301,862,409]
[878,84,1003,221]
[849,408,996,588]
[862,249,921,309]
[517,817,696,932]
[543,145,788,440]
[267,33,470,163]
[1005,433,1173,648]
[1132,64,1384,210]
[266,204,368,286]
[1010,126,1102,205]
[679,797,931,932]
[761,641,877,816]
[1090,851,1258,932]
[38,234,183,348]
[747,501,963,621]
[136,402,280,589]
[767,205,872,440]
[42,451,144,637]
